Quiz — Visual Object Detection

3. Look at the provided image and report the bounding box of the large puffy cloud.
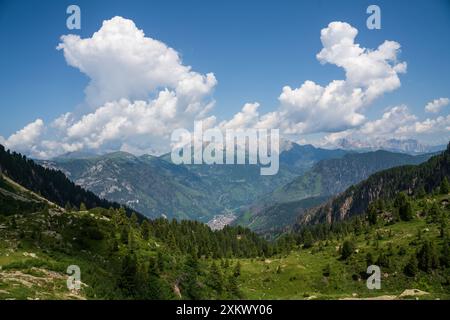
[277,22,406,134]
[57,16,216,107]
[221,22,406,135]
[425,97,449,113]
[359,105,417,136]
[396,115,450,136]
[323,105,450,146]
[221,22,448,147]
[316,23,406,100]
[3,16,217,158]
[3,119,45,155]
[219,103,261,130]
[63,93,216,153]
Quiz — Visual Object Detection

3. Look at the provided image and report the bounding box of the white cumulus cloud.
[323,105,450,146]
[3,119,45,155]
[57,16,216,107]
[425,97,449,113]
[277,22,406,134]
[222,21,406,135]
[3,16,217,158]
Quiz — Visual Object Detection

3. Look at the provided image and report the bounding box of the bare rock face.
[339,196,353,220]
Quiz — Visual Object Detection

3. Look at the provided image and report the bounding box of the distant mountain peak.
[331,138,445,155]
[52,150,99,160]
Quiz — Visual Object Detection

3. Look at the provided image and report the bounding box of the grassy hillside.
[238,194,450,299]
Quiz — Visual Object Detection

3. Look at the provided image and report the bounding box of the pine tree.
[302,230,314,248]
[117,252,139,298]
[440,176,449,194]
[127,229,137,251]
[130,212,139,228]
[79,202,87,211]
[226,274,240,298]
[376,251,390,268]
[395,192,414,221]
[417,241,439,272]
[416,186,426,199]
[367,203,377,225]
[141,220,151,240]
[182,254,203,300]
[146,258,173,299]
[341,240,355,260]
[208,262,223,295]
[233,261,241,278]
[156,251,165,272]
[439,212,447,238]
[404,254,419,277]
[427,202,441,223]
[121,226,129,245]
[441,237,450,268]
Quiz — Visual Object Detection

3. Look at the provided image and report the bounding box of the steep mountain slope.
[297,143,450,226]
[40,142,348,221]
[0,174,49,216]
[236,150,433,234]
[0,145,134,215]
[41,151,216,221]
[267,150,433,204]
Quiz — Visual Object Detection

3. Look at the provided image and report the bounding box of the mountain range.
[233,150,434,234]
[296,143,450,227]
[38,141,348,221]
[36,141,442,229]
[330,138,446,155]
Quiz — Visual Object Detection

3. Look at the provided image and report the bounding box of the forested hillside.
[297,143,450,226]
[271,150,432,203]
[0,145,133,215]
[236,150,433,234]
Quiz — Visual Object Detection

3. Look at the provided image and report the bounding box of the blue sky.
[0,0,449,157]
